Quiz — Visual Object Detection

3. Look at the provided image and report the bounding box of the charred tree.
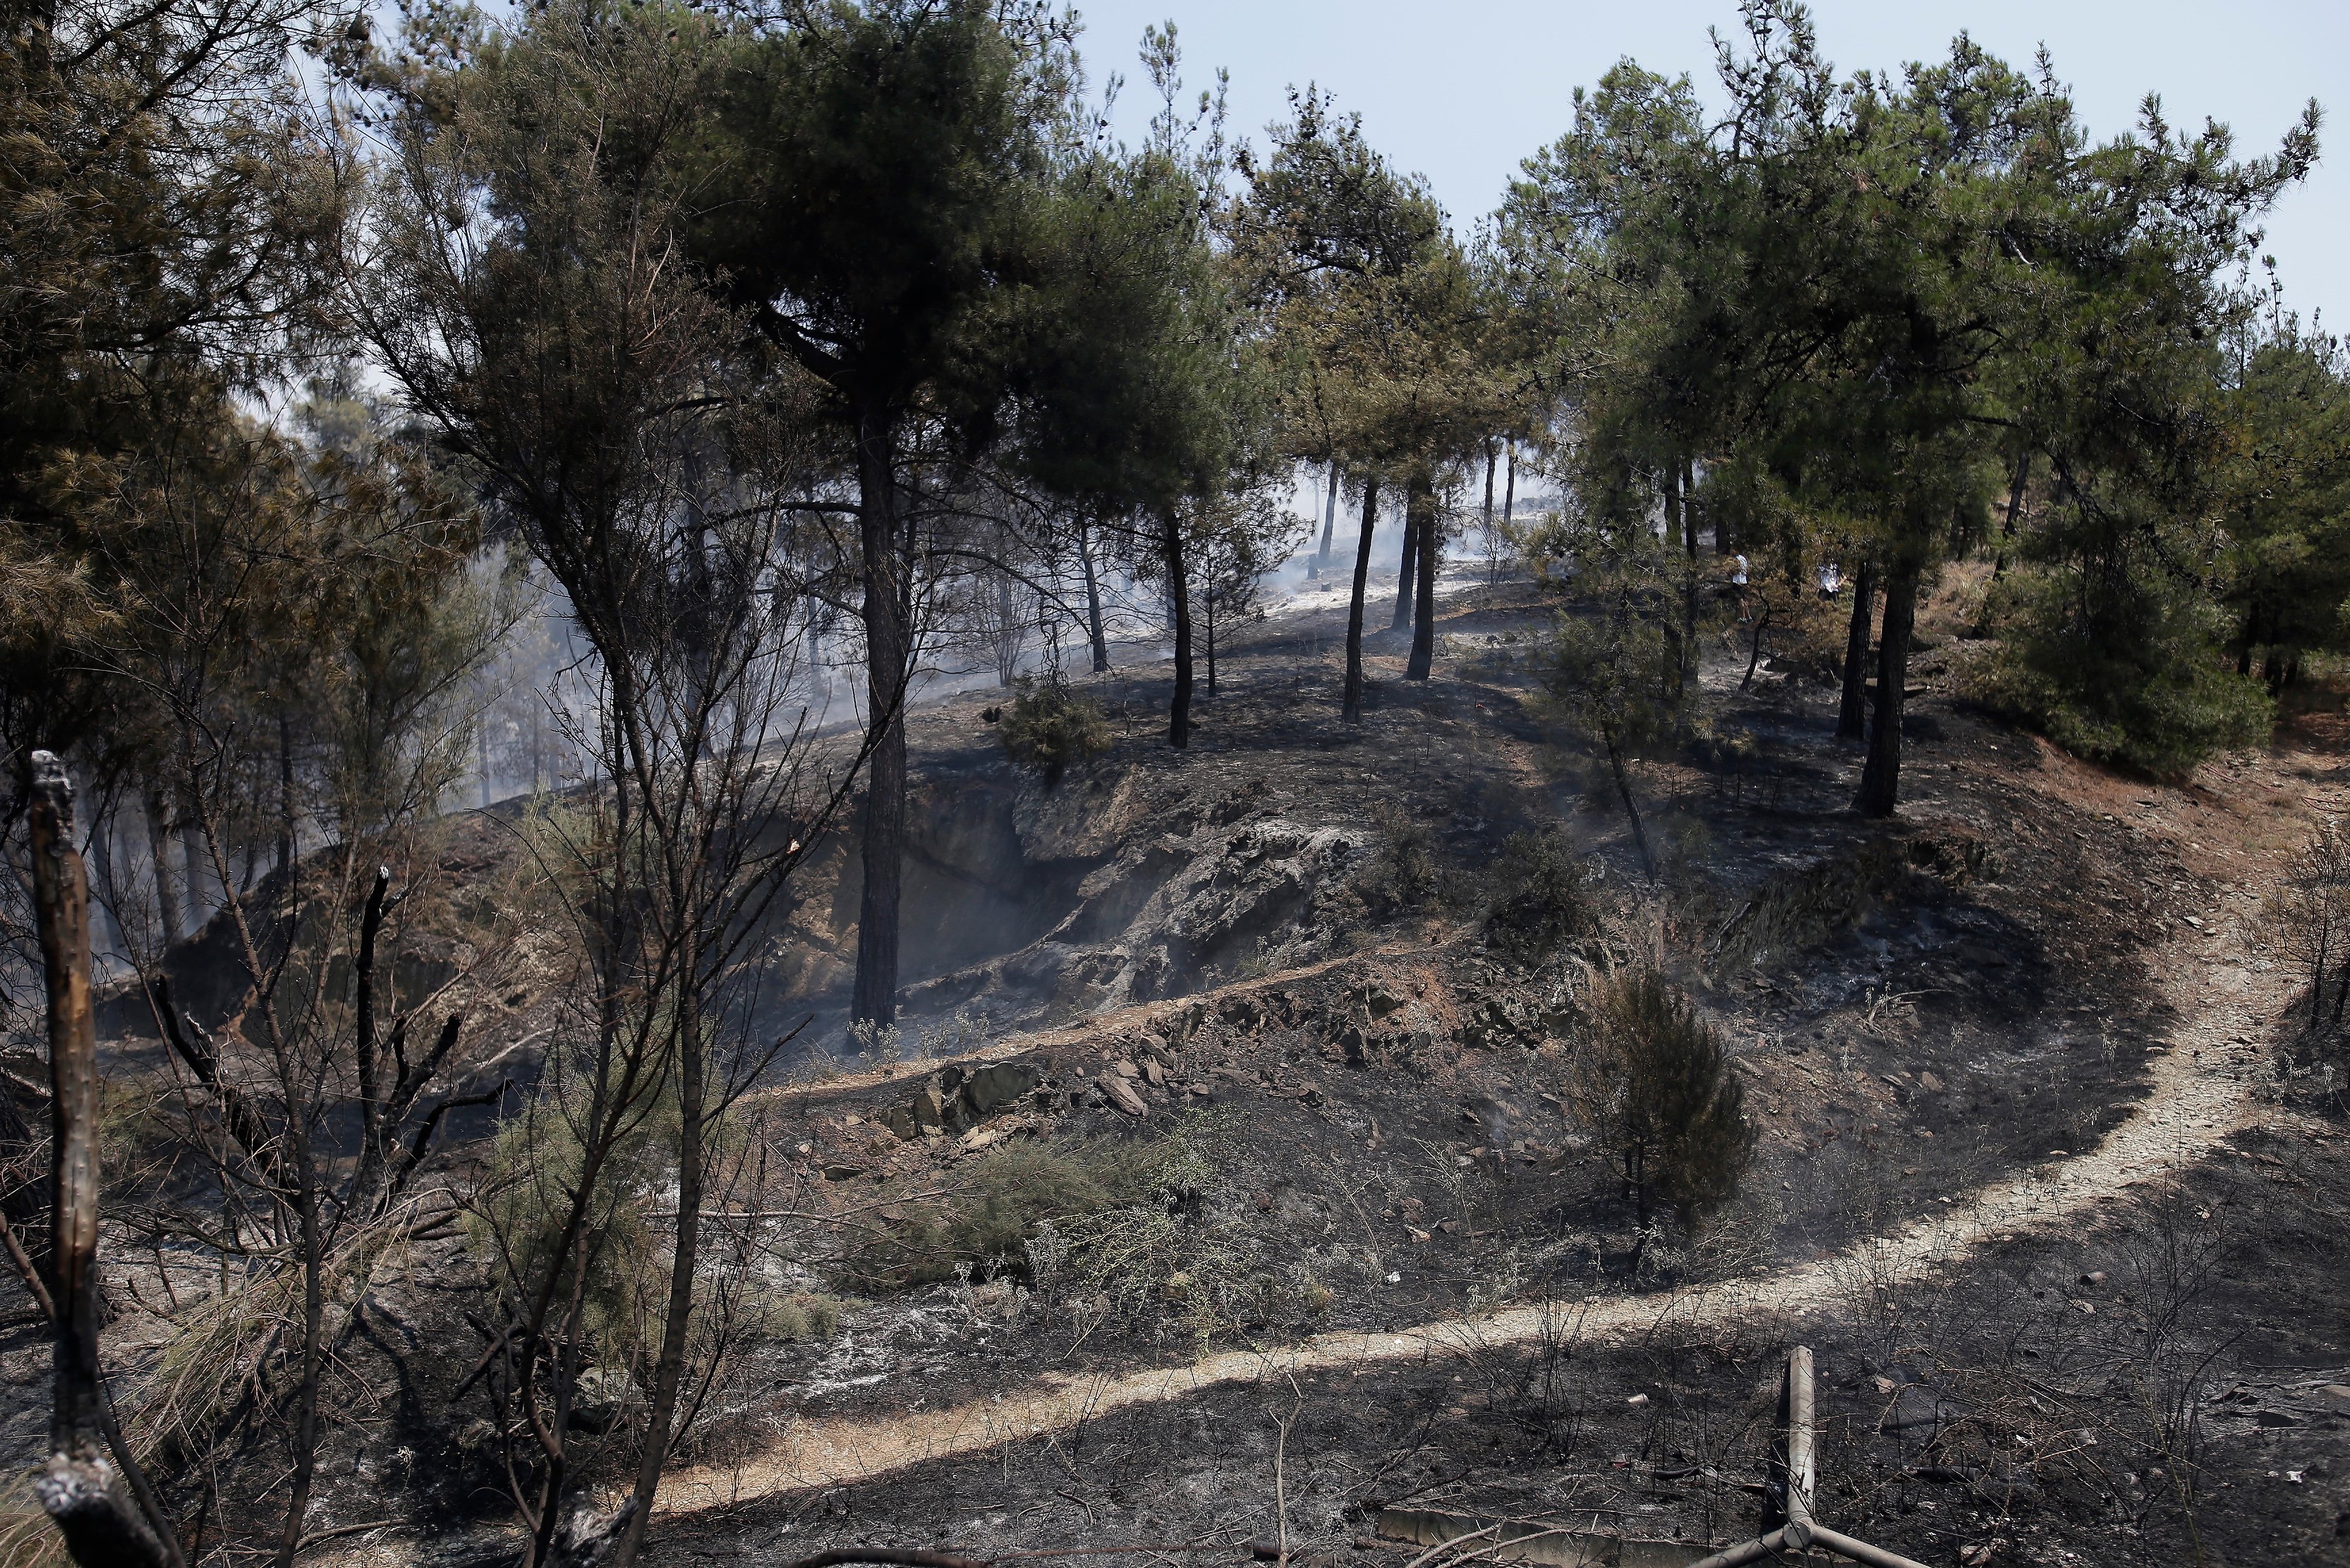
[1316,463,1338,566]
[1165,508,1194,748]
[1405,469,1438,681]
[27,753,182,1568]
[1343,477,1380,722]
[1991,449,2030,581]
[852,407,911,1027]
[1836,561,1876,741]
[1079,521,1110,674]
[1855,559,1919,817]
[1390,495,1418,631]
[140,786,182,945]
[1670,458,1697,717]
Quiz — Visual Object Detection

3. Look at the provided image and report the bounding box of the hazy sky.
[1072,0,2350,331]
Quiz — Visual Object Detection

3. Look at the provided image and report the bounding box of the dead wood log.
[1777,1344,1816,1528]
[26,751,184,1568]
[1683,1528,1800,1568]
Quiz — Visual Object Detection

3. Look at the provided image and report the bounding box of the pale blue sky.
[1074,0,2350,332]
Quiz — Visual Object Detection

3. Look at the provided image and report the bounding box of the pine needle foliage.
[998,677,1113,782]
[1566,966,1755,1230]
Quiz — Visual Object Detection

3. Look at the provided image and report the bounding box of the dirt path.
[661,834,2303,1517]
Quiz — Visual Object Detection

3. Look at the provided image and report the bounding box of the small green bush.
[770,1292,843,1342]
[998,677,1112,782]
[836,1124,1218,1294]
[1977,560,2272,779]
[1562,966,1754,1230]
[837,1139,1147,1290]
[1484,825,1594,961]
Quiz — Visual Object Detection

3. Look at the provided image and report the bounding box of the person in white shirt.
[1818,561,1843,600]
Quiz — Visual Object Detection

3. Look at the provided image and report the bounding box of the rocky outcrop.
[766,753,1371,1044]
[904,810,1369,1027]
[873,1059,1049,1141]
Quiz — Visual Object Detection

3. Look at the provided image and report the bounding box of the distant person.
[1818,561,1843,600]
[1732,554,1750,619]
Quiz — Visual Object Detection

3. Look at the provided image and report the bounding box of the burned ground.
[6,571,2344,1567]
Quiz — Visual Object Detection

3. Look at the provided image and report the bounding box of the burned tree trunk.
[1603,734,1658,883]
[1343,477,1380,723]
[1992,450,2030,581]
[1671,458,1697,720]
[1164,508,1194,749]
[1481,439,1496,540]
[1079,521,1110,674]
[1317,463,1338,566]
[27,753,182,1568]
[1740,599,1777,693]
[1836,561,1876,742]
[354,866,392,1193]
[615,970,706,1567]
[852,404,909,1027]
[1405,469,1438,681]
[141,787,182,945]
[1390,498,1418,632]
[276,709,296,874]
[1855,560,1919,818]
[1204,587,1218,696]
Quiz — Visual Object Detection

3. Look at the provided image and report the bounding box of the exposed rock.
[964,1060,1040,1115]
[957,1121,1021,1156]
[897,815,1367,1028]
[912,1066,965,1131]
[1322,1022,1369,1066]
[1101,1074,1147,1117]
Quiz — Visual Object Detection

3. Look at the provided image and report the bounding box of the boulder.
[964,1060,1040,1116]
[912,1066,967,1131]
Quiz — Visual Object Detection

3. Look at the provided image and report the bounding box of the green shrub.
[1980,554,2272,779]
[1562,966,1754,1231]
[1484,825,1594,961]
[464,1076,675,1365]
[998,677,1112,782]
[837,1138,1146,1290]
[835,1124,1218,1294]
[770,1292,843,1342]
